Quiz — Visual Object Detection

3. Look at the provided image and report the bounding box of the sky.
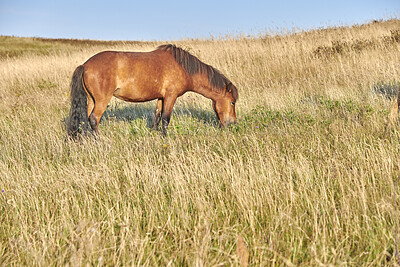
[0,0,399,41]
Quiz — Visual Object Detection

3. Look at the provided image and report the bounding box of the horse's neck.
[192,86,219,100]
[191,74,220,101]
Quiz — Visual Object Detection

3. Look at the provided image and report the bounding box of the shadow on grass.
[372,80,399,99]
[102,102,219,129]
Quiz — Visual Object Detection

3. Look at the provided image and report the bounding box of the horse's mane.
[157,44,238,100]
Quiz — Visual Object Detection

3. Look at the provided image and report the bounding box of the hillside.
[1,19,400,265]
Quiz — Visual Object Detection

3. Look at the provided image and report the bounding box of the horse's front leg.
[152,99,163,130]
[161,95,177,136]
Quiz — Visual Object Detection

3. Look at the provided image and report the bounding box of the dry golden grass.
[1,19,400,266]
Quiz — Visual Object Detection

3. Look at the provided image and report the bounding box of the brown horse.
[68,44,238,138]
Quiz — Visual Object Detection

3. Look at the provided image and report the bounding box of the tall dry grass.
[1,19,400,266]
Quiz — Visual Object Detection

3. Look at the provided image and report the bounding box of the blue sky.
[0,0,399,41]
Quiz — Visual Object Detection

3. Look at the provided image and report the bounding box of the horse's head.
[212,83,238,127]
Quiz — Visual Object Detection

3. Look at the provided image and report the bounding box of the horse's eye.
[231,102,235,106]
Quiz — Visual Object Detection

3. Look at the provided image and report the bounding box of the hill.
[1,19,400,265]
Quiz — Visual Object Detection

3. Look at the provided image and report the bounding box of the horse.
[67,44,238,138]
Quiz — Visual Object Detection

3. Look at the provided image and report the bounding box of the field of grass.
[1,19,400,266]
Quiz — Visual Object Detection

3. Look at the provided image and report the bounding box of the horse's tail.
[390,93,400,125]
[68,65,89,138]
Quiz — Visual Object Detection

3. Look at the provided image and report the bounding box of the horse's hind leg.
[89,97,112,134]
[87,93,95,131]
[89,113,98,133]
[153,99,163,130]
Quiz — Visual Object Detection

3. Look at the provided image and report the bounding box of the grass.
[1,19,400,266]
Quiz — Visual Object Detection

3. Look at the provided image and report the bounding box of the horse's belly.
[113,84,162,102]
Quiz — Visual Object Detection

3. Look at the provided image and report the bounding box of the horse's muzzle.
[222,118,237,128]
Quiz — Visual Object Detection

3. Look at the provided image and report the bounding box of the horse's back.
[83,51,151,77]
[82,50,191,102]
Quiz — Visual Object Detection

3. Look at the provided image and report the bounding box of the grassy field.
[1,19,400,266]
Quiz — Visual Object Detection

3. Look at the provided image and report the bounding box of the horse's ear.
[227,82,239,100]
[226,82,233,93]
